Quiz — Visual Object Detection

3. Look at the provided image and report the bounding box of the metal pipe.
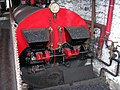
[100,62,119,77]
[105,0,115,37]
[85,20,106,29]
[96,0,115,57]
[98,47,120,77]
[97,0,115,52]
[91,0,96,37]
[98,27,106,49]
[99,49,120,77]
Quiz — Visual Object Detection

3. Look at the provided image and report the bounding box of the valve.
[63,48,80,59]
[35,51,50,62]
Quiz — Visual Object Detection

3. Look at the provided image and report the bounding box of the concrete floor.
[0,13,17,90]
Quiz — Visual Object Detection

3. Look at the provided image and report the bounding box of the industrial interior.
[0,0,120,90]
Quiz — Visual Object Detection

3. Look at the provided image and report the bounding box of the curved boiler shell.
[13,5,89,56]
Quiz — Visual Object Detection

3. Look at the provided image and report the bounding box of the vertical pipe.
[98,0,115,52]
[98,27,105,49]
[105,0,115,37]
[45,0,51,7]
[91,0,96,37]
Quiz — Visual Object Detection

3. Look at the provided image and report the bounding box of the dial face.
[49,2,60,13]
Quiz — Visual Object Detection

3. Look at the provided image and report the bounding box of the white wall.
[57,0,120,89]
[57,0,120,41]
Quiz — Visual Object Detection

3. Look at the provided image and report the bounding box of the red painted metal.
[39,1,46,5]
[30,0,46,5]
[16,8,89,56]
[30,0,36,5]
[27,53,31,57]
[36,52,43,61]
[45,51,50,62]
[63,48,80,59]
[98,0,114,50]
[105,0,115,36]
[36,51,50,62]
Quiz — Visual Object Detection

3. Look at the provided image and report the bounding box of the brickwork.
[57,0,120,89]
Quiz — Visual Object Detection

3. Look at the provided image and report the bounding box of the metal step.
[37,76,110,90]
[27,64,111,90]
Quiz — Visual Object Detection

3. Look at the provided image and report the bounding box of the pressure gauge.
[49,2,60,14]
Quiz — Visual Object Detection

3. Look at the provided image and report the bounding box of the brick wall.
[57,0,120,41]
[57,0,120,89]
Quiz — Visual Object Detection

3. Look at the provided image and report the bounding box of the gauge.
[49,2,60,14]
